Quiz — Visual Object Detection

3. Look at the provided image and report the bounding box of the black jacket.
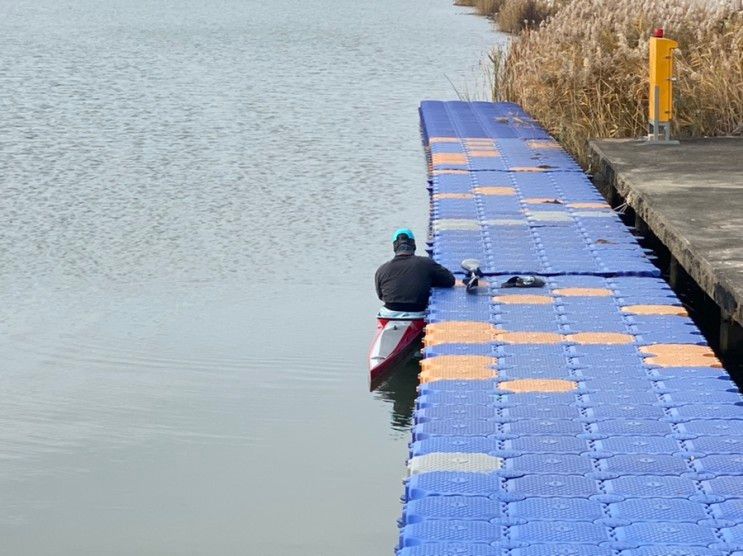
[375,254,456,312]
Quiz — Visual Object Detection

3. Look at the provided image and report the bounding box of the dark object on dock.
[461,259,483,293]
[501,275,546,288]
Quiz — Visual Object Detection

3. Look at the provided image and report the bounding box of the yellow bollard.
[648,28,679,142]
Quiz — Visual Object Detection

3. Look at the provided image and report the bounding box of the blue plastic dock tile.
[417,405,499,422]
[424,344,496,357]
[665,377,740,395]
[562,317,629,333]
[432,177,474,194]
[625,313,699,327]
[418,392,496,406]
[684,437,743,455]
[505,474,600,498]
[504,435,590,454]
[512,546,613,556]
[419,380,498,394]
[711,500,743,521]
[400,521,502,544]
[411,437,501,457]
[414,419,501,439]
[586,405,666,421]
[572,369,651,386]
[677,419,743,436]
[509,521,611,544]
[548,275,610,288]
[633,328,707,346]
[693,455,743,476]
[614,522,718,546]
[404,496,501,523]
[593,436,679,455]
[430,142,466,153]
[608,499,707,522]
[597,453,689,475]
[589,419,675,436]
[433,204,479,219]
[669,404,743,421]
[499,392,579,405]
[431,229,481,241]
[582,391,659,405]
[610,276,674,291]
[557,297,618,315]
[604,476,698,498]
[657,367,731,380]
[576,369,651,384]
[503,405,580,420]
[663,390,743,405]
[611,286,676,297]
[398,543,504,556]
[507,497,604,521]
[620,548,725,556]
[480,201,525,216]
[416,394,502,409]
[500,367,575,381]
[615,291,680,304]
[723,524,743,544]
[570,345,642,366]
[702,476,743,499]
[495,308,560,332]
[497,345,569,370]
[406,472,503,499]
[503,419,585,436]
[503,453,593,475]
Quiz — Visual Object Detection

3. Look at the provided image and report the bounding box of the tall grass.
[454,0,505,18]
[491,0,743,166]
[455,0,555,32]
[499,0,558,32]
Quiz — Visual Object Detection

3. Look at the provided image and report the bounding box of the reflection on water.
[0,0,502,553]
[373,358,421,433]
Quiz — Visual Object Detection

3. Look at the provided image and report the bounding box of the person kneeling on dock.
[375,228,455,317]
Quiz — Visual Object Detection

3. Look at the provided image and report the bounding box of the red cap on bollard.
[653,28,665,38]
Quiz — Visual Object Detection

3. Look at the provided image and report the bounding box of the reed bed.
[499,0,558,32]
[455,0,556,32]
[454,0,504,18]
[490,0,743,166]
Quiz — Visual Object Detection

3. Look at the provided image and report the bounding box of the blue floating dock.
[396,101,743,555]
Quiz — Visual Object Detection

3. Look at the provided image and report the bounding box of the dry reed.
[491,0,743,166]
[455,0,554,30]
[498,0,558,32]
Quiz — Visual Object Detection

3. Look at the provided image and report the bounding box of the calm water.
[0,1,501,553]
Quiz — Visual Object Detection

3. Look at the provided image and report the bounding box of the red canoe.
[368,315,425,389]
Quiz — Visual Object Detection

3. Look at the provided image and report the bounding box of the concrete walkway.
[590,137,743,332]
